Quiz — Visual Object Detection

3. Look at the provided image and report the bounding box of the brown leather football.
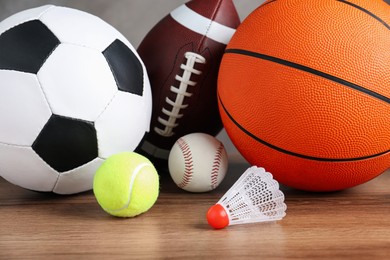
[136,0,240,169]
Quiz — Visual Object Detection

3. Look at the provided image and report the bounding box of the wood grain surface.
[0,164,389,259]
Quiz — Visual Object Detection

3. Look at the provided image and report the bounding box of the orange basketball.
[218,0,390,191]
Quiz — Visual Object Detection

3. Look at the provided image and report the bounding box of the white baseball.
[168,133,228,192]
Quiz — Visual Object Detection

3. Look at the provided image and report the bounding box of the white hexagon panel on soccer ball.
[0,144,59,192]
[95,91,151,159]
[39,6,132,52]
[0,70,51,146]
[0,5,53,35]
[53,157,104,194]
[37,44,118,122]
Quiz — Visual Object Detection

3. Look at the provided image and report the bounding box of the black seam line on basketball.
[337,0,390,30]
[217,93,390,162]
[225,49,390,105]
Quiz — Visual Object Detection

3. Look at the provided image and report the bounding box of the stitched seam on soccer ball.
[154,52,206,137]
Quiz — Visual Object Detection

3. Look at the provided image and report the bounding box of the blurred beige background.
[0,1,266,47]
[0,0,266,161]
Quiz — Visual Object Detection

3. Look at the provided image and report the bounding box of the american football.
[136,0,240,168]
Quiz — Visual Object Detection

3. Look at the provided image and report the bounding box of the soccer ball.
[0,5,152,194]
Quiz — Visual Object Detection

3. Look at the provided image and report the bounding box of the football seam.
[197,0,223,51]
[154,51,206,137]
[154,42,192,135]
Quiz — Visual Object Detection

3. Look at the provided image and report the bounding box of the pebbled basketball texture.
[218,0,390,191]
[136,0,240,169]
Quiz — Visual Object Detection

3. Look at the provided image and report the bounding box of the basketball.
[218,0,390,191]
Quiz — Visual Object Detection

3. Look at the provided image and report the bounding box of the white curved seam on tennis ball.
[105,162,152,213]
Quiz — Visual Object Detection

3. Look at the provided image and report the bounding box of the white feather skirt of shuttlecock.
[217,166,287,225]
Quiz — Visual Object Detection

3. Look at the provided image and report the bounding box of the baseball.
[168,133,228,192]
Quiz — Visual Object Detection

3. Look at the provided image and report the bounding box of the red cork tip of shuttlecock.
[206,204,229,229]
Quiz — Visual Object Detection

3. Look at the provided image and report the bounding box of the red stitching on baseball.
[177,138,193,188]
[211,142,224,189]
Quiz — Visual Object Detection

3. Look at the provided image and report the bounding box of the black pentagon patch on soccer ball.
[103,39,144,96]
[32,114,98,172]
[0,20,60,74]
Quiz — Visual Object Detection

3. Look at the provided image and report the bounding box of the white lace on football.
[154,51,206,137]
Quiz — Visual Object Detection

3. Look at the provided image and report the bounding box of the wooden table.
[1,163,389,259]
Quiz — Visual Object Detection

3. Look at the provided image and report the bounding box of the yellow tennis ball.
[93,152,159,217]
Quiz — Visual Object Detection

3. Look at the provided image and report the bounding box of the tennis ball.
[93,152,159,217]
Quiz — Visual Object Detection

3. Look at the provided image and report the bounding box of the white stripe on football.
[170,4,236,45]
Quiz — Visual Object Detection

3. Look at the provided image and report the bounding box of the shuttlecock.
[206,166,287,229]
